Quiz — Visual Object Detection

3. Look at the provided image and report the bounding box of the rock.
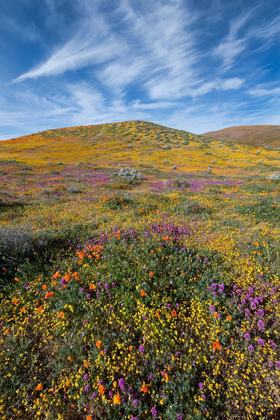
[118,167,142,180]
[172,166,177,169]
[266,173,280,180]
[163,145,171,150]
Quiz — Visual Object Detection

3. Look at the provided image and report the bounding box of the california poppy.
[99,384,105,396]
[141,381,148,393]
[113,393,121,404]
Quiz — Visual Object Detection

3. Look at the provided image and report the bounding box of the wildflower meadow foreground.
[0,121,279,419]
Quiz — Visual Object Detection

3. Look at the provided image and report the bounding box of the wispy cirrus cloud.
[248,87,280,97]
[131,100,178,110]
[213,10,253,70]
[13,22,126,82]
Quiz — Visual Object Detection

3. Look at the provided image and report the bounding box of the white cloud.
[13,15,127,82]
[221,78,244,90]
[248,87,280,97]
[213,10,255,70]
[131,99,177,109]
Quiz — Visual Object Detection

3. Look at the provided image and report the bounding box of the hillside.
[1,120,280,419]
[1,120,280,177]
[203,125,280,148]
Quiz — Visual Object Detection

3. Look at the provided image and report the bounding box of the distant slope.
[203,125,280,148]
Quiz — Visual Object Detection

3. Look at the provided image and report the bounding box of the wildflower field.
[0,121,280,419]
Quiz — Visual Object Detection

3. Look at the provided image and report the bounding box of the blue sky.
[0,0,280,139]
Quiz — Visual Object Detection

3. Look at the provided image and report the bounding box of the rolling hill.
[202,125,280,148]
[1,120,279,177]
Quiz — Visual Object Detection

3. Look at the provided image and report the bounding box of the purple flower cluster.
[208,282,225,296]
[118,378,126,392]
[151,407,157,418]
[139,344,144,354]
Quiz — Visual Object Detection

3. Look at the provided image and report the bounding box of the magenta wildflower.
[151,407,157,418]
[118,378,126,392]
[248,345,254,351]
[257,320,265,331]
[257,338,265,346]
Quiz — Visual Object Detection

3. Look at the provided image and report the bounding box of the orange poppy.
[171,310,177,317]
[141,381,148,393]
[89,284,95,290]
[84,360,89,368]
[213,342,222,351]
[163,372,169,383]
[140,289,147,297]
[36,383,43,391]
[113,393,121,404]
[58,312,64,318]
[226,315,232,321]
[42,285,47,290]
[96,340,102,349]
[67,356,73,361]
[45,292,54,299]
[99,384,105,396]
